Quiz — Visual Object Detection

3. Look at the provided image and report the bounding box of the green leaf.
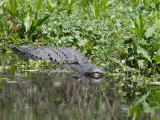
[135,91,150,106]
[123,39,133,44]
[154,48,160,64]
[154,116,160,120]
[68,0,71,4]
[157,48,160,56]
[138,60,144,69]
[136,43,152,63]
[136,12,144,29]
[9,67,15,79]
[46,0,53,12]
[36,14,50,27]
[90,3,96,17]
[132,41,137,54]
[0,1,5,6]
[106,0,116,7]
[154,55,160,64]
[153,0,159,5]
[128,93,151,120]
[131,17,139,29]
[95,3,100,18]
[142,101,155,115]
[151,91,160,103]
[149,82,160,85]
[29,14,50,36]
[128,105,142,120]
[24,13,31,32]
[145,24,156,38]
[5,0,11,13]
[36,0,42,11]
[12,0,19,15]
[132,28,145,38]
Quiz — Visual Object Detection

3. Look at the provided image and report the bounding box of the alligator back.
[12,46,91,65]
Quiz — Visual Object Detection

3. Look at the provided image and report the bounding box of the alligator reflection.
[0,73,129,120]
[41,69,105,84]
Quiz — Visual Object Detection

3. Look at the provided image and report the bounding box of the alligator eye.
[74,61,79,65]
[85,67,105,79]
[92,72,104,79]
[87,72,104,79]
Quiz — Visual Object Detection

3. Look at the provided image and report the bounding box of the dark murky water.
[0,71,129,120]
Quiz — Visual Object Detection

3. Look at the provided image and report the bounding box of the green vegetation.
[0,0,160,119]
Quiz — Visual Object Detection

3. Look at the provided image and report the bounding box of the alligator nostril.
[50,57,53,60]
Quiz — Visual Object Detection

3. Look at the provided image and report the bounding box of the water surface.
[0,71,129,120]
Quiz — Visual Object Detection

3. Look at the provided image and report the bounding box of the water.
[0,72,129,120]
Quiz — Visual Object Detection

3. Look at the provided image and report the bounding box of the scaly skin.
[12,46,105,80]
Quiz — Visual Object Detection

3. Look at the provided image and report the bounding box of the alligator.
[12,46,105,83]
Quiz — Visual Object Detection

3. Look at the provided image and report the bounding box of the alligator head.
[68,63,105,83]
